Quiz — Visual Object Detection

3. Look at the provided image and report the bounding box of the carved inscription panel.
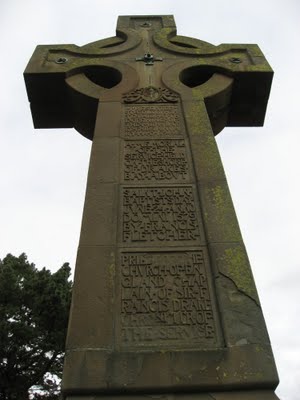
[120,251,217,347]
[123,140,189,182]
[124,104,181,138]
[122,186,201,244]
[117,89,221,349]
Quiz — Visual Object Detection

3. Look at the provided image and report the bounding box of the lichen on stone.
[220,246,259,304]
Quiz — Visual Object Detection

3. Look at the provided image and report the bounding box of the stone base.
[65,390,280,400]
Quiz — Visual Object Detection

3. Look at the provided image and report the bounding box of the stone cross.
[24,15,279,400]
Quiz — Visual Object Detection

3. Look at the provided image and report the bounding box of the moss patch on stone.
[221,246,259,303]
[204,184,241,242]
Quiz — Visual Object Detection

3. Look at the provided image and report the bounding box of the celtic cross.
[24,15,279,400]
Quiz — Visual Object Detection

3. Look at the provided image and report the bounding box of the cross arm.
[24,27,141,134]
[153,26,273,127]
[199,53,274,130]
[24,44,79,130]
[203,48,274,128]
[219,44,274,127]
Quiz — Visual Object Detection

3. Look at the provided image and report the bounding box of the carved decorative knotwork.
[123,86,179,103]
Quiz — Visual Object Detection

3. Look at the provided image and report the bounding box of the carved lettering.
[124,105,181,138]
[120,252,216,345]
[123,140,189,182]
[122,187,201,243]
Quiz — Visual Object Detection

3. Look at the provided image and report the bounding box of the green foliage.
[0,254,72,400]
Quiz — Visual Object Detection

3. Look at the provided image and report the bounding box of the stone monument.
[24,15,280,400]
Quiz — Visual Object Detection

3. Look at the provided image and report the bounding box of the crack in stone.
[219,270,260,308]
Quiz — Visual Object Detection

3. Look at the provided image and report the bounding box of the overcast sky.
[0,1,299,398]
